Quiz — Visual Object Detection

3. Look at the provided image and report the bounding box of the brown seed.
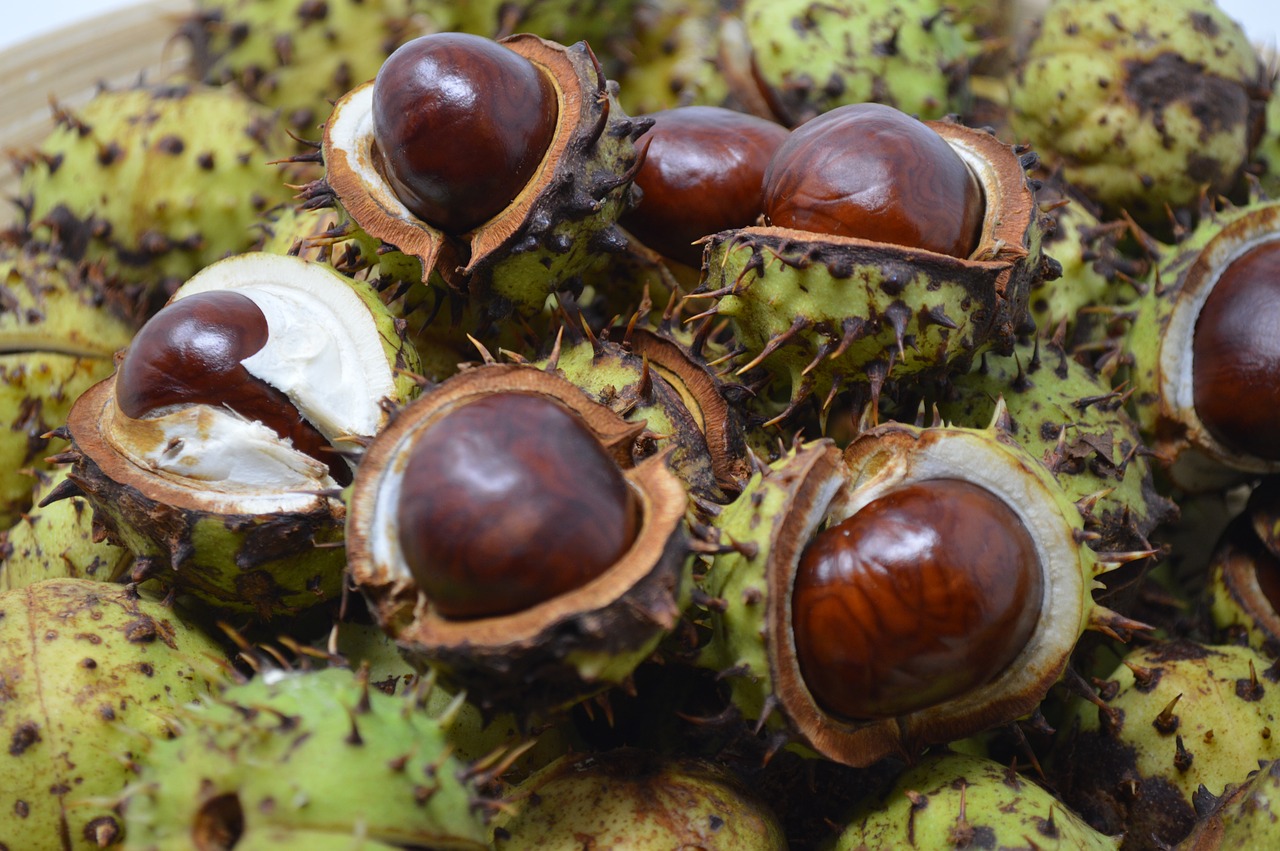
[371,33,559,234]
[791,478,1042,719]
[1193,239,1280,460]
[762,103,984,258]
[395,393,639,619]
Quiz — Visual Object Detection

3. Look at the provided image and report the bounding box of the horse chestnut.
[761,103,984,258]
[371,33,559,235]
[791,478,1042,720]
[1193,239,1280,460]
[620,106,789,267]
[115,290,347,483]
[395,393,639,620]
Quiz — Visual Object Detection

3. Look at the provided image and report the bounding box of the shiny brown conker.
[1192,239,1280,461]
[371,33,559,235]
[619,106,790,267]
[115,290,349,484]
[791,478,1042,720]
[395,393,640,620]
[761,103,984,258]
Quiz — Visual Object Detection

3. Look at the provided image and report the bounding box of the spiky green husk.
[184,0,450,136]
[1120,198,1280,491]
[317,35,649,325]
[16,83,297,295]
[832,751,1119,850]
[0,467,131,591]
[937,334,1175,553]
[535,334,724,500]
[1177,759,1280,850]
[0,579,223,851]
[492,748,787,849]
[741,0,972,125]
[698,416,1132,767]
[1258,86,1280,200]
[1050,640,1280,850]
[122,667,491,850]
[0,352,113,528]
[454,0,641,58]
[613,0,752,116]
[1008,0,1268,224]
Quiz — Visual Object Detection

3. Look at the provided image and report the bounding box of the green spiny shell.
[1177,759,1280,850]
[534,334,724,500]
[318,35,649,325]
[741,0,972,125]
[698,415,1125,767]
[183,0,450,135]
[492,748,787,850]
[613,0,745,116]
[1050,640,1280,850]
[1258,86,1280,201]
[831,751,1119,850]
[1120,198,1280,491]
[0,467,131,591]
[937,333,1175,553]
[0,352,113,529]
[1008,0,1268,225]
[453,0,641,57]
[122,667,491,850]
[17,83,297,294]
[0,579,223,851]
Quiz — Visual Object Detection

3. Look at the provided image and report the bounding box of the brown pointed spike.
[1124,661,1157,690]
[829,316,867,361]
[763,381,813,428]
[1089,606,1154,642]
[542,325,565,373]
[637,355,654,400]
[1174,734,1194,773]
[37,475,86,508]
[128,556,163,585]
[466,334,496,365]
[344,705,364,745]
[1153,694,1183,734]
[736,316,808,375]
[355,662,373,714]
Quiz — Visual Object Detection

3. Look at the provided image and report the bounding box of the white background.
[0,0,1275,53]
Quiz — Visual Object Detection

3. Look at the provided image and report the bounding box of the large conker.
[371,33,559,235]
[1192,239,1280,461]
[619,106,790,267]
[395,393,640,620]
[761,103,984,258]
[791,478,1042,720]
[114,290,348,483]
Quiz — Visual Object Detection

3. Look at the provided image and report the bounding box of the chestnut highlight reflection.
[396,393,640,619]
[114,290,347,483]
[762,103,984,258]
[621,106,789,267]
[1193,239,1280,461]
[792,478,1042,719]
[371,33,559,234]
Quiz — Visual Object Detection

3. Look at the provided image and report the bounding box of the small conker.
[1193,239,1280,460]
[791,478,1042,720]
[619,106,790,267]
[761,103,984,258]
[395,393,640,620]
[371,33,559,235]
[115,290,347,483]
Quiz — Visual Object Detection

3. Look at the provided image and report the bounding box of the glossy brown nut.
[791,478,1042,720]
[1193,239,1280,460]
[371,33,559,235]
[619,106,790,267]
[761,103,984,258]
[115,290,350,484]
[395,393,639,620]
